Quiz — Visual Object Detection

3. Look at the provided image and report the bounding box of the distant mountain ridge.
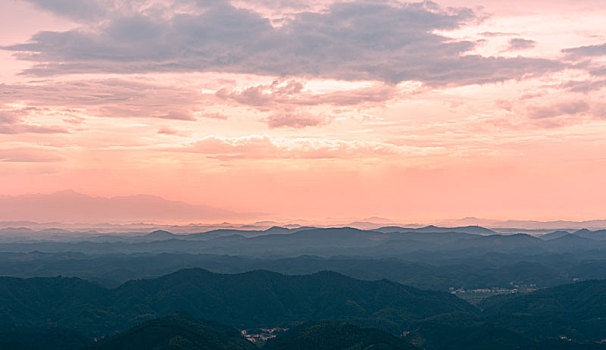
[439,217,606,231]
[3,226,606,258]
[0,190,245,223]
[374,225,496,235]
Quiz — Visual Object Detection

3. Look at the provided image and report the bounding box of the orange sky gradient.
[1,0,605,224]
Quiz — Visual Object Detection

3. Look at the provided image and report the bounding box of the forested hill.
[0,268,474,336]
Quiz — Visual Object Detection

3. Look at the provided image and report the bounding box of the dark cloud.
[3,0,565,86]
[562,79,606,93]
[562,43,606,59]
[24,0,108,21]
[508,38,535,50]
[527,100,590,119]
[590,65,606,76]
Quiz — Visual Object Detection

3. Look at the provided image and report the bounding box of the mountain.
[113,268,477,332]
[374,225,496,235]
[144,230,179,240]
[539,230,571,240]
[574,229,606,240]
[264,321,417,349]
[88,315,255,350]
[481,279,606,342]
[411,314,537,350]
[0,269,476,337]
[0,275,113,333]
[0,190,242,223]
[438,218,606,231]
[0,327,89,350]
[3,225,606,259]
[409,313,604,350]
[1,269,606,349]
[0,251,591,293]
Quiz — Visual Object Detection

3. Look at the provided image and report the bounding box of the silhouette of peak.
[146,230,175,237]
[264,226,290,233]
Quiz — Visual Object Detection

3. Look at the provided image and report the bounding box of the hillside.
[88,315,255,350]
[481,280,606,342]
[0,269,476,336]
[264,321,417,349]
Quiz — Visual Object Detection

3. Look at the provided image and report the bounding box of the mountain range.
[1,269,606,349]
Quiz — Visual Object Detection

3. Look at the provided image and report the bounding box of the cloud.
[158,126,180,135]
[563,43,606,59]
[593,103,606,119]
[0,110,68,134]
[590,65,606,77]
[0,147,64,162]
[3,0,564,86]
[508,38,535,50]
[266,112,324,128]
[562,79,606,93]
[176,135,408,160]
[561,44,606,82]
[157,113,196,121]
[0,78,210,122]
[200,112,228,120]
[479,31,519,37]
[527,100,590,119]
[215,79,398,128]
[24,0,109,21]
[216,79,397,108]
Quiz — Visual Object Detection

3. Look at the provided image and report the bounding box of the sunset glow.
[1,0,605,224]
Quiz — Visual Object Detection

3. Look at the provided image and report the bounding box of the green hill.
[0,327,89,350]
[264,321,417,350]
[0,269,476,336]
[481,280,606,342]
[88,315,255,350]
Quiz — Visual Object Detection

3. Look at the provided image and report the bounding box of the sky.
[0,0,605,224]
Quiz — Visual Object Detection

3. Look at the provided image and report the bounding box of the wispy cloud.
[173,135,424,160]
[0,78,210,122]
[0,110,68,134]
[0,147,64,162]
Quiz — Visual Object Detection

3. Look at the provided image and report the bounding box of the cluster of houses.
[241,327,289,343]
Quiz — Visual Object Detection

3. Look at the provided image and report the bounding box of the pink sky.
[1,0,605,224]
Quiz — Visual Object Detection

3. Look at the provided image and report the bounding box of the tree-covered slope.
[264,321,417,350]
[88,315,255,350]
[0,269,476,336]
[481,280,606,342]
